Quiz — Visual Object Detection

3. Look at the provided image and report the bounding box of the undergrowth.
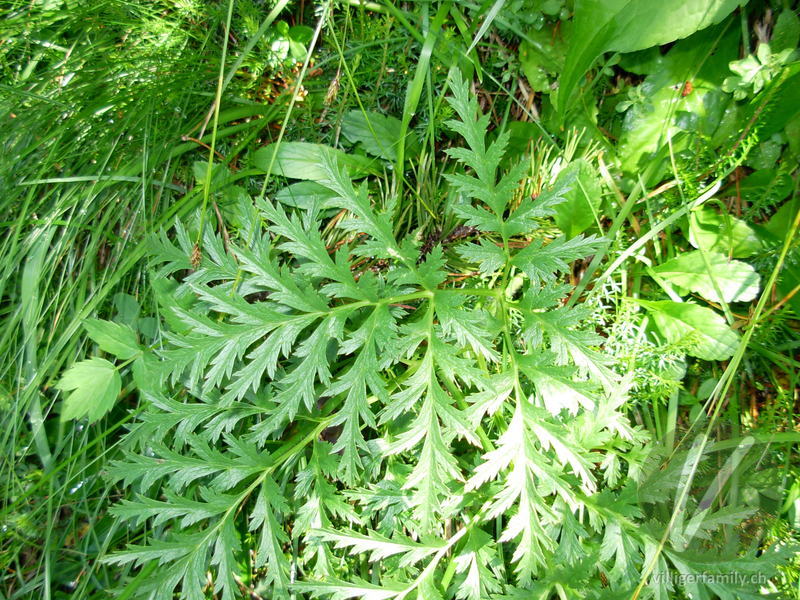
[1,0,799,599]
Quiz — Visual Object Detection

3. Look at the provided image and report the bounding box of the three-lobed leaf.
[56,357,121,423]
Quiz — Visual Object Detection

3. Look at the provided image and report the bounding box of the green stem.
[196,0,235,248]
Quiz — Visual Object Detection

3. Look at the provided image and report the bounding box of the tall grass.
[0,1,284,596]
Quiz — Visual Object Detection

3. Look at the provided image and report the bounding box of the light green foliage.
[638,300,739,361]
[518,25,568,93]
[615,24,739,176]
[233,0,314,88]
[652,251,760,303]
[276,181,341,209]
[688,207,763,258]
[603,301,689,405]
[56,357,121,423]
[251,142,378,180]
[106,71,617,598]
[550,159,601,239]
[723,42,796,100]
[100,71,790,600]
[56,318,144,422]
[83,319,141,360]
[7,1,800,597]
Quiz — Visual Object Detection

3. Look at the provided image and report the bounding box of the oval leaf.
[341,110,420,162]
[250,142,376,181]
[275,181,340,209]
[639,300,739,361]
[653,251,760,303]
[551,159,601,239]
[84,318,141,360]
[688,208,763,258]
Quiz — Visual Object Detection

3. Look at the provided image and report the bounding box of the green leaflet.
[83,318,141,360]
[772,9,800,53]
[615,23,739,176]
[737,169,793,217]
[60,317,146,422]
[518,24,568,93]
[688,206,763,258]
[251,142,377,180]
[550,159,601,239]
[56,357,121,423]
[276,180,340,210]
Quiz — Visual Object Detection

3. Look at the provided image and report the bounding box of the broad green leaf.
[132,352,166,393]
[688,207,763,258]
[57,357,121,423]
[251,142,376,181]
[652,251,760,303]
[748,63,800,139]
[760,197,799,244]
[771,10,800,53]
[557,0,743,114]
[597,2,743,53]
[289,24,314,44]
[83,318,141,360]
[638,300,739,361]
[746,137,783,171]
[275,181,339,209]
[616,25,739,175]
[341,110,420,162]
[550,159,601,239]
